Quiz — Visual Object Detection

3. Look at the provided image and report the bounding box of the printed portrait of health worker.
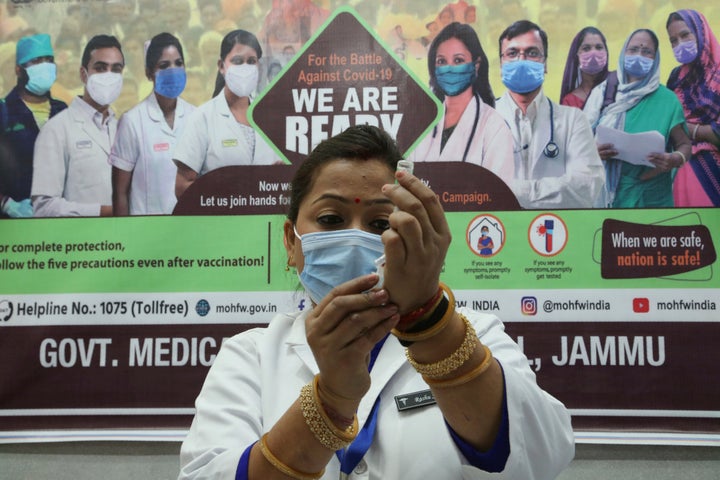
[494,20,605,210]
[173,29,278,200]
[0,33,67,218]
[110,32,196,216]
[31,34,124,217]
[407,22,515,188]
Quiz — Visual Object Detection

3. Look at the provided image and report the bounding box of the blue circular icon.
[195,299,210,317]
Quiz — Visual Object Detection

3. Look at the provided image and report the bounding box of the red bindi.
[354,197,361,204]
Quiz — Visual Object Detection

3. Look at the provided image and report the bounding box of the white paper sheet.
[595,126,666,168]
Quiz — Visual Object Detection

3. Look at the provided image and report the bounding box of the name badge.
[394,389,436,411]
[153,142,170,152]
[222,139,238,147]
[76,140,92,149]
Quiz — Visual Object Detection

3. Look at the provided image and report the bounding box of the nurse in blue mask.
[584,29,691,208]
[495,20,604,209]
[407,22,514,188]
[110,32,196,215]
[0,33,67,218]
[179,125,575,479]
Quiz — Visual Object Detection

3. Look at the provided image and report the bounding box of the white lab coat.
[109,93,196,215]
[408,95,515,187]
[172,93,278,175]
[31,97,116,217]
[179,308,574,480]
[495,90,605,209]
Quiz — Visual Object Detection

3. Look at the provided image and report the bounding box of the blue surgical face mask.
[624,54,654,78]
[154,67,187,99]
[294,227,385,304]
[501,60,545,94]
[25,62,57,96]
[673,40,698,64]
[435,62,475,97]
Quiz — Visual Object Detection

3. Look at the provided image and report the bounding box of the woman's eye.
[370,218,390,231]
[317,214,343,226]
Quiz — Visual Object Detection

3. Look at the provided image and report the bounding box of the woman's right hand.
[305,274,399,409]
[597,142,618,160]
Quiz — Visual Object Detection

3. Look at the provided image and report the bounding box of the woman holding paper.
[584,29,691,208]
[666,9,720,206]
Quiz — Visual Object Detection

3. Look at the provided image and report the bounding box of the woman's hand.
[597,142,618,161]
[647,151,682,172]
[380,170,452,314]
[305,274,399,407]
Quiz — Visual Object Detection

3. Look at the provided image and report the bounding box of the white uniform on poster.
[408,94,515,187]
[109,94,196,215]
[172,93,278,175]
[495,90,605,209]
[31,97,116,217]
[179,309,574,480]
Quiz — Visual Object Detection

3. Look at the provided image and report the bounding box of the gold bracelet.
[299,382,358,451]
[312,375,357,434]
[675,151,687,165]
[392,283,456,342]
[423,345,494,388]
[405,314,478,378]
[259,433,325,480]
[692,123,700,141]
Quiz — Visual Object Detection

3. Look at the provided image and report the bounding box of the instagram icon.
[521,296,537,316]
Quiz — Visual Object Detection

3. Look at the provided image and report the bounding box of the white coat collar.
[145,92,188,131]
[285,309,409,423]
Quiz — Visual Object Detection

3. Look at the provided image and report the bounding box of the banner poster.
[0,0,718,445]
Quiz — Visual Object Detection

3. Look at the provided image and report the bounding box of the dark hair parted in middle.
[498,20,549,60]
[287,125,401,223]
[428,22,495,107]
[145,32,185,76]
[212,29,262,97]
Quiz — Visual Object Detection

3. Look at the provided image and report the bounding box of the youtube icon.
[633,297,650,313]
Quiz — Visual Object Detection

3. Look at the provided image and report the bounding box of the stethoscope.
[514,97,560,159]
[431,94,481,163]
[543,98,560,158]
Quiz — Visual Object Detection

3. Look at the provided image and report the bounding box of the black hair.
[81,34,123,69]
[666,12,684,29]
[629,28,659,52]
[498,20,549,60]
[427,22,495,107]
[287,125,401,223]
[212,29,262,97]
[145,32,184,76]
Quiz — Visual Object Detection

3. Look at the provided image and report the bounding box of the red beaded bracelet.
[396,286,443,329]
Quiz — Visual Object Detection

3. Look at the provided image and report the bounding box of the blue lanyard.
[335,335,387,475]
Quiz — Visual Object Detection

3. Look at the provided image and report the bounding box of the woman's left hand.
[647,152,681,171]
[380,170,451,314]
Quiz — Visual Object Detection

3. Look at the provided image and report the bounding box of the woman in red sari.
[666,9,720,206]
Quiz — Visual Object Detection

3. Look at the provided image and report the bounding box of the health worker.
[407,22,514,188]
[173,29,277,199]
[110,32,196,215]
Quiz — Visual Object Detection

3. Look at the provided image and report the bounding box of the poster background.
[1,0,719,445]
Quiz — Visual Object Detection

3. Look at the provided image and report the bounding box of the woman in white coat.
[179,125,574,480]
[408,22,514,187]
[173,29,277,199]
[110,33,195,215]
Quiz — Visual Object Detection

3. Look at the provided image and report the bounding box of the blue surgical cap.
[16,34,54,66]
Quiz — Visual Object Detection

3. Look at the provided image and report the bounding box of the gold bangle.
[312,375,357,435]
[259,433,325,480]
[300,382,358,451]
[405,314,478,378]
[675,151,687,165]
[423,345,494,388]
[392,283,456,342]
[316,374,356,406]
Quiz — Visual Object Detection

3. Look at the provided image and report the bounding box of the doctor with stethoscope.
[407,22,515,188]
[494,20,605,209]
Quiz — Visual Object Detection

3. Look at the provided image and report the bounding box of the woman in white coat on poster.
[173,29,277,199]
[179,125,574,480]
[408,22,515,187]
[110,33,195,215]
